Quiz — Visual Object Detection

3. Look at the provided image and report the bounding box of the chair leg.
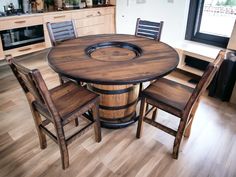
[173,119,187,159]
[58,74,65,85]
[26,94,47,149]
[151,107,158,121]
[145,103,149,112]
[31,110,47,149]
[139,83,143,97]
[92,102,102,142]
[136,97,147,138]
[184,114,194,138]
[59,77,64,85]
[184,99,200,138]
[54,122,69,169]
[59,139,69,169]
[74,118,79,127]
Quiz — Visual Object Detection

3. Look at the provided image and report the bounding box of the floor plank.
[0,49,236,177]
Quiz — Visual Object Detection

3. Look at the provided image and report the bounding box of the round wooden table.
[48,34,179,128]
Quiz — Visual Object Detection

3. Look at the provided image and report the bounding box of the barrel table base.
[100,113,139,129]
[88,84,140,129]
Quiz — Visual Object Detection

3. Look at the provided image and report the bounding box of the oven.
[0,24,44,50]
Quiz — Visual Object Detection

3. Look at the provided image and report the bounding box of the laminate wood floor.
[0,49,236,177]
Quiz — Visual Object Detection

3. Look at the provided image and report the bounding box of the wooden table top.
[48,34,179,85]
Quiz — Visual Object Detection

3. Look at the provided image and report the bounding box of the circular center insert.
[85,41,142,62]
[91,47,136,61]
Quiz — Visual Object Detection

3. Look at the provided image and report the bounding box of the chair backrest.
[5,55,59,120]
[6,55,46,105]
[135,18,164,41]
[184,50,225,114]
[47,20,78,46]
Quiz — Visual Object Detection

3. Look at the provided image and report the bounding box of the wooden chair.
[47,20,78,84]
[6,55,101,169]
[136,50,225,159]
[135,18,164,41]
[135,18,164,93]
[47,20,78,46]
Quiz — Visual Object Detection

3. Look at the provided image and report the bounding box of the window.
[185,0,236,48]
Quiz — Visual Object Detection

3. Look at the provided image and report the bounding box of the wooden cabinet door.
[75,14,115,36]
[4,43,45,58]
[73,7,115,36]
[104,13,115,34]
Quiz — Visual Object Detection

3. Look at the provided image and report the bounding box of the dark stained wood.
[5,55,101,169]
[48,34,179,85]
[85,41,143,61]
[136,97,147,139]
[48,34,179,127]
[136,50,225,159]
[135,18,164,41]
[1,50,236,177]
[47,20,78,46]
[47,20,78,84]
[143,78,194,117]
[134,19,164,93]
[88,84,139,125]
[91,47,137,61]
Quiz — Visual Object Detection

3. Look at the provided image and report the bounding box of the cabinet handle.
[97,11,102,16]
[14,20,26,24]
[18,48,31,52]
[86,14,93,18]
[54,15,66,19]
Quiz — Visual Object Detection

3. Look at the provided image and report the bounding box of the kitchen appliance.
[0,25,44,50]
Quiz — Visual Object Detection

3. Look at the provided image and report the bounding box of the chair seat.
[141,78,194,117]
[49,82,98,123]
[6,55,101,169]
[137,51,225,159]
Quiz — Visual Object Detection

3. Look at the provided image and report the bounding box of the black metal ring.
[88,85,135,95]
[99,99,138,110]
[100,112,135,121]
[85,41,143,60]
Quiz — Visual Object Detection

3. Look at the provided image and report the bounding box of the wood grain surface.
[88,83,139,122]
[48,34,179,85]
[1,50,236,176]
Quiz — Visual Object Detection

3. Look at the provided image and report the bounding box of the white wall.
[116,0,190,47]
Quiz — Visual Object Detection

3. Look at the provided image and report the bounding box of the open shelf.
[175,40,223,76]
[178,64,204,76]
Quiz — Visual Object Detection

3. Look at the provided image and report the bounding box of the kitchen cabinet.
[0,14,45,59]
[0,6,116,60]
[72,8,115,36]
[0,16,43,31]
